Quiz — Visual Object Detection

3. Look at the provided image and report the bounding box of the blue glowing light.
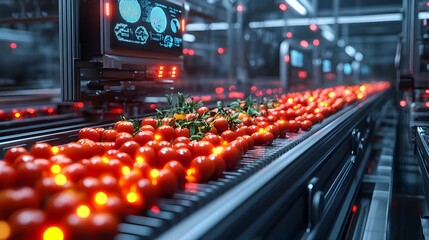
[119,0,141,24]
[150,6,167,33]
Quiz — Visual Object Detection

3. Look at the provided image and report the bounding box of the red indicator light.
[300,40,309,48]
[427,1,429,7]
[399,100,406,107]
[425,102,429,108]
[313,39,320,46]
[150,104,157,109]
[183,48,189,55]
[309,24,318,31]
[286,32,293,38]
[352,204,358,213]
[105,3,110,16]
[251,86,257,93]
[229,85,236,91]
[284,55,290,63]
[215,87,224,94]
[188,49,195,56]
[266,89,273,94]
[237,4,244,12]
[151,205,160,214]
[278,3,288,11]
[9,42,17,49]
[217,47,225,54]
[181,19,186,32]
[48,108,55,114]
[298,71,307,79]
[158,66,164,78]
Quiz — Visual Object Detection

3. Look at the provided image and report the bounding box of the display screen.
[110,0,183,55]
[290,50,304,68]
[322,59,331,73]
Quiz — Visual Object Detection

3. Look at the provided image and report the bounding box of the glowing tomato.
[102,129,118,142]
[164,160,186,188]
[193,141,214,157]
[134,131,155,146]
[155,125,176,142]
[141,117,158,129]
[152,169,178,197]
[119,141,141,159]
[4,147,29,165]
[135,146,156,167]
[8,208,46,239]
[156,147,179,167]
[221,146,242,170]
[187,156,215,183]
[0,164,16,189]
[0,187,39,219]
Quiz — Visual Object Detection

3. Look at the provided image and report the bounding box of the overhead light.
[355,52,363,61]
[345,45,356,57]
[183,33,196,42]
[320,25,335,41]
[285,0,307,16]
[186,23,209,31]
[209,22,229,30]
[337,39,345,47]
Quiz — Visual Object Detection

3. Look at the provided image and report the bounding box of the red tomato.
[221,146,242,170]
[208,154,226,179]
[287,120,301,133]
[4,147,29,165]
[135,146,156,167]
[12,154,34,167]
[156,147,179,167]
[246,125,259,135]
[197,106,209,116]
[266,125,280,139]
[301,120,313,131]
[114,132,134,149]
[119,141,141,159]
[76,177,102,195]
[173,136,191,145]
[202,134,223,146]
[15,162,43,187]
[213,117,229,134]
[0,164,16,189]
[0,187,39,219]
[135,178,158,210]
[161,117,176,127]
[119,170,143,190]
[133,162,152,178]
[187,156,215,183]
[241,135,255,150]
[50,154,73,166]
[98,174,120,193]
[193,141,214,157]
[78,128,100,142]
[173,142,191,151]
[91,212,119,239]
[115,152,134,166]
[30,143,53,159]
[8,208,46,240]
[185,113,197,121]
[152,169,178,197]
[62,213,95,239]
[45,190,85,218]
[35,176,72,197]
[174,127,190,138]
[139,125,156,133]
[114,120,134,135]
[102,129,118,142]
[141,117,158,129]
[134,131,155,146]
[164,161,186,188]
[220,130,237,143]
[92,193,124,215]
[58,143,85,162]
[175,148,193,168]
[241,116,254,126]
[155,125,176,142]
[62,163,87,182]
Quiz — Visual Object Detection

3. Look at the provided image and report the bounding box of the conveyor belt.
[0,89,391,239]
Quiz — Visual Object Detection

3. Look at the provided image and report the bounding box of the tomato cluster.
[0,82,389,240]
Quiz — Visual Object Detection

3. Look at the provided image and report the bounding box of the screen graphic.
[111,0,183,55]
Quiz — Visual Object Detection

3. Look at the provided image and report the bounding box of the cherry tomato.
[119,170,143,190]
[266,125,280,139]
[164,161,186,188]
[78,127,100,142]
[98,174,120,193]
[157,147,179,167]
[15,162,43,187]
[12,154,34,166]
[115,152,134,166]
[220,130,237,142]
[114,120,134,135]
[0,164,16,189]
[155,125,176,142]
[76,177,102,195]
[50,154,73,166]
[45,189,85,219]
[35,176,72,198]
[301,120,313,131]
[114,132,134,149]
[213,117,229,134]
[4,147,29,165]
[185,113,197,121]
[30,143,53,159]
[102,129,118,142]
[62,213,95,239]
[161,117,176,127]
[8,208,46,240]
[135,178,158,210]
[133,162,152,178]
[221,146,242,170]
[0,187,39,219]
[208,154,226,179]
[241,135,255,150]
[175,148,193,168]
[197,106,209,116]
[174,127,190,138]
[62,163,87,183]
[193,141,214,157]
[202,134,223,146]
[139,125,156,133]
[187,156,215,183]
[152,169,178,197]
[173,136,191,145]
[135,146,156,167]
[287,120,301,133]
[134,131,155,146]
[58,143,85,162]
[119,140,141,159]
[91,212,119,239]
[141,117,158,129]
